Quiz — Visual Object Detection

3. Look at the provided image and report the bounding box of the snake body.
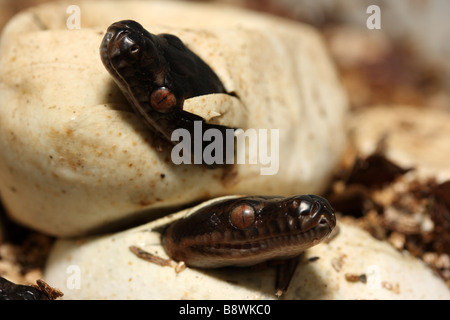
[0,277,62,300]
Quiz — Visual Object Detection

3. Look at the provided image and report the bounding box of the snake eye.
[230,204,255,230]
[150,87,177,113]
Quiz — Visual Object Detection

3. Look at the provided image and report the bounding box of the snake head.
[100,20,171,111]
[100,20,229,150]
[285,194,336,236]
[101,20,161,69]
[163,195,336,268]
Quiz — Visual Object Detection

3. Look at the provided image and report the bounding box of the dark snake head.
[163,195,336,268]
[100,20,170,110]
[100,20,228,148]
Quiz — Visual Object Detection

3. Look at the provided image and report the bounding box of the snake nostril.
[129,44,140,55]
[319,216,328,225]
[311,201,321,215]
[104,31,114,42]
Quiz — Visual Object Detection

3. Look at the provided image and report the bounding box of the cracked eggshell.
[0,1,347,236]
[43,199,450,299]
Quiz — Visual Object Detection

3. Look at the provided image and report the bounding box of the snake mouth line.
[187,224,333,257]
